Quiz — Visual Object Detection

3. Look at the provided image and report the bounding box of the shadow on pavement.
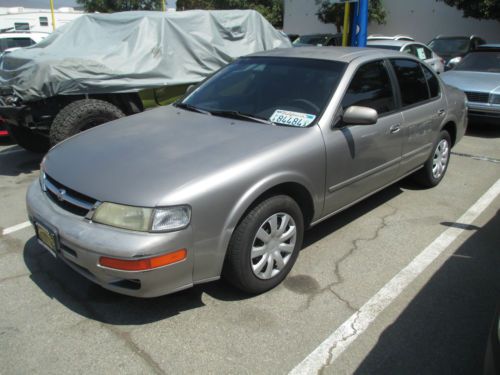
[23,184,404,325]
[467,121,500,139]
[355,210,500,375]
[0,146,43,176]
[23,237,251,325]
[304,184,402,247]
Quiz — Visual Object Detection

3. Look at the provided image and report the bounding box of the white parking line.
[290,178,500,375]
[2,221,32,236]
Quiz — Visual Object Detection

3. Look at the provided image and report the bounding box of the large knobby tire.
[6,124,50,153]
[49,99,124,146]
[223,195,304,294]
[413,130,452,188]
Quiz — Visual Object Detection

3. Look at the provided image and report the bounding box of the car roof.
[248,46,406,63]
[366,40,423,47]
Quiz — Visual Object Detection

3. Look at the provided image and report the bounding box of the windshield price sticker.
[270,110,316,127]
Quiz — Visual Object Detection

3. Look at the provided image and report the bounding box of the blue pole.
[350,1,359,46]
[358,0,368,47]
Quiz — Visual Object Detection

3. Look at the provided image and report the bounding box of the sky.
[1,0,177,9]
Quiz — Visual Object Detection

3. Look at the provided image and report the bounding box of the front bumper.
[26,181,195,298]
[0,103,31,128]
[467,102,500,123]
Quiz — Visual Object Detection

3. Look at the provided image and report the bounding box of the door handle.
[437,109,446,117]
[389,124,401,134]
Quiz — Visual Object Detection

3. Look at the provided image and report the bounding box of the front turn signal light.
[99,249,187,271]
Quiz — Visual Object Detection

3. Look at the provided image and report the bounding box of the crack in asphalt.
[318,311,362,375]
[301,206,398,313]
[451,151,500,164]
[29,254,166,375]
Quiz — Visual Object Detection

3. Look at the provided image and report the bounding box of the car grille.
[43,173,97,216]
[465,91,490,103]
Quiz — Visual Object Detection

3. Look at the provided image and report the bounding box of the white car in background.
[367,39,445,73]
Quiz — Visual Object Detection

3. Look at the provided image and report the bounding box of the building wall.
[284,0,500,43]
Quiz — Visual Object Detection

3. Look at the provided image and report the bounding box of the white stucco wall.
[284,0,500,43]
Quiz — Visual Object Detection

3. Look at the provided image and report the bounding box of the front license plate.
[35,222,58,257]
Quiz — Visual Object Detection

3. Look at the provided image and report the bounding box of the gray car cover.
[0,10,291,101]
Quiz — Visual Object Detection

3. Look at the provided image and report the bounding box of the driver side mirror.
[342,106,378,125]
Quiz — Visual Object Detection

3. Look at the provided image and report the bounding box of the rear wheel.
[223,195,304,294]
[414,130,451,187]
[6,124,49,153]
[49,99,124,146]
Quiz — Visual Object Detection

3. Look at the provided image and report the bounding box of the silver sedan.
[441,45,500,124]
[27,47,467,297]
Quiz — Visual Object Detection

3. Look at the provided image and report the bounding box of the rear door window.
[421,64,440,98]
[390,59,430,107]
[342,60,396,115]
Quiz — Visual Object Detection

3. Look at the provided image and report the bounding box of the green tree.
[437,0,500,21]
[176,0,284,28]
[316,0,387,32]
[76,0,164,12]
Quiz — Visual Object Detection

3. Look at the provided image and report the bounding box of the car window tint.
[421,65,440,98]
[342,60,396,115]
[423,46,433,59]
[390,59,430,106]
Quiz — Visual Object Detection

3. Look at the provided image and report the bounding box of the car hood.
[44,105,311,207]
[441,70,500,93]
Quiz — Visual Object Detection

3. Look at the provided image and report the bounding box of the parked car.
[292,33,342,47]
[0,31,48,53]
[0,10,291,152]
[441,45,500,124]
[27,47,467,297]
[367,39,445,73]
[368,34,414,41]
[428,35,486,69]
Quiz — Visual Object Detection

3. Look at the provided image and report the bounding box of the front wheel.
[414,130,451,187]
[223,195,304,294]
[49,99,124,146]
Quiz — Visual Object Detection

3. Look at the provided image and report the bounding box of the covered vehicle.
[0,10,291,151]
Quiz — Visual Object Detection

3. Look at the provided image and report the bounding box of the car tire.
[223,195,304,294]
[6,124,50,153]
[414,130,451,188]
[49,99,124,146]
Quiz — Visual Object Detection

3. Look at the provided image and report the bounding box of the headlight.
[93,202,152,232]
[151,206,191,232]
[490,94,500,105]
[92,203,191,232]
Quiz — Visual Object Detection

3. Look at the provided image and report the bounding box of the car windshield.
[293,35,329,46]
[455,51,500,73]
[181,57,346,127]
[428,38,469,55]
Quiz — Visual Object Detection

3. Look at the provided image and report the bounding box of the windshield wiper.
[209,110,274,125]
[174,102,211,115]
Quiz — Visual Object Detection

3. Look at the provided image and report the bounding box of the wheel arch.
[441,121,457,147]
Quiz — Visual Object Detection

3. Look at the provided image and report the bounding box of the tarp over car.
[0,10,291,101]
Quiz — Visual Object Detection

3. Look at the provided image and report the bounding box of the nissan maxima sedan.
[27,48,467,297]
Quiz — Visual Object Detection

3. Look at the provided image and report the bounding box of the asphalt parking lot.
[0,123,499,374]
